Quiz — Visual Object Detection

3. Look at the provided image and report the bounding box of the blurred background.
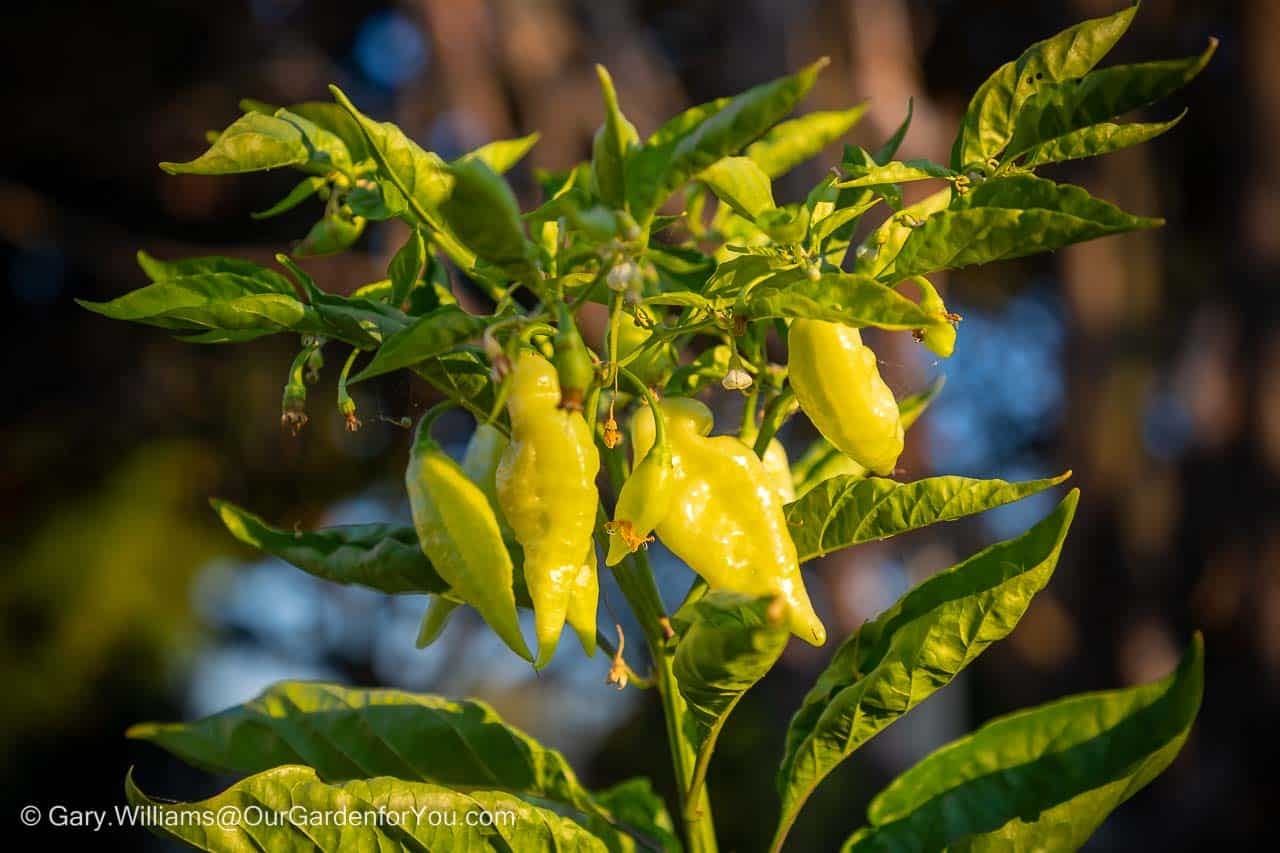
[3,0,1275,849]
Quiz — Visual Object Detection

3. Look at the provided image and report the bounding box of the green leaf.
[698,156,776,221]
[350,306,489,383]
[665,344,733,396]
[746,105,867,179]
[1004,40,1216,164]
[590,779,683,853]
[851,186,951,278]
[836,158,957,188]
[439,157,538,278]
[674,592,789,788]
[460,132,541,174]
[874,99,913,163]
[950,4,1137,170]
[274,107,354,174]
[412,349,503,423]
[135,251,295,293]
[77,273,311,332]
[126,765,608,853]
[592,65,641,209]
[251,175,327,219]
[773,491,1080,846]
[885,175,1160,281]
[159,112,311,175]
[1021,112,1184,168]
[293,212,366,257]
[627,59,828,224]
[740,271,949,333]
[127,681,605,818]
[212,499,446,594]
[845,633,1204,852]
[784,471,1071,563]
[287,100,374,164]
[388,228,427,306]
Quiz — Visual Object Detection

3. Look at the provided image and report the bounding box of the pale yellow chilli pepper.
[496,353,601,668]
[763,438,797,503]
[787,319,903,477]
[632,398,826,646]
[565,542,599,657]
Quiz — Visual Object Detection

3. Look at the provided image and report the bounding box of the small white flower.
[607,261,638,292]
[722,366,753,391]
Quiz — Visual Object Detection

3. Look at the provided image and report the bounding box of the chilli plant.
[85,4,1213,851]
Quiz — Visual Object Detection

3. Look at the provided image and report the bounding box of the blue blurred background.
[3,0,1275,849]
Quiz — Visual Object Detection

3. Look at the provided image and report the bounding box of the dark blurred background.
[3,0,1275,849]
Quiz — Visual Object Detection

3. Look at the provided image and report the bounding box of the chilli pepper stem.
[414,400,460,445]
[616,366,668,453]
[752,387,797,459]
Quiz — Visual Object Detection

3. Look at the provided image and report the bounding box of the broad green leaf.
[846,634,1204,852]
[950,4,1137,170]
[461,132,541,174]
[160,112,311,175]
[840,146,903,210]
[665,344,733,396]
[350,306,489,382]
[627,59,827,224]
[149,292,312,334]
[836,158,957,188]
[774,491,1080,845]
[590,778,683,853]
[347,177,408,221]
[275,107,354,174]
[311,293,412,348]
[746,105,867,179]
[784,471,1071,563]
[126,765,607,853]
[330,86,453,212]
[388,228,427,306]
[127,681,604,817]
[1021,113,1184,168]
[413,349,503,424]
[135,251,295,293]
[885,175,1160,280]
[288,100,373,164]
[212,499,446,594]
[674,592,788,759]
[77,273,308,330]
[592,65,640,209]
[1005,40,1216,164]
[852,186,951,278]
[703,254,784,297]
[698,156,776,221]
[293,212,366,257]
[740,271,949,333]
[251,175,327,219]
[440,157,538,278]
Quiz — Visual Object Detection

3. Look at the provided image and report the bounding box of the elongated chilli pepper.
[632,398,826,645]
[606,373,676,566]
[496,352,601,667]
[787,319,903,476]
[406,413,532,662]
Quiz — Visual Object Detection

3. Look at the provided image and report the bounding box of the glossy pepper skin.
[606,413,676,566]
[565,543,599,656]
[496,353,601,667]
[631,398,826,645]
[406,418,532,662]
[763,438,797,503]
[787,319,903,477]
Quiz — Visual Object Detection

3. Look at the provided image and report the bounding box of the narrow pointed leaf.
[1021,113,1184,167]
[77,273,309,330]
[126,765,608,852]
[775,491,1079,843]
[439,158,538,277]
[1005,40,1216,163]
[627,60,827,223]
[350,306,488,382]
[592,65,640,209]
[127,681,605,817]
[461,132,541,174]
[951,4,1137,169]
[740,270,949,333]
[836,159,957,189]
[746,105,867,179]
[885,175,1160,280]
[134,251,295,293]
[852,186,951,278]
[212,499,446,594]
[388,228,427,307]
[251,175,327,219]
[845,634,1204,852]
[784,471,1071,563]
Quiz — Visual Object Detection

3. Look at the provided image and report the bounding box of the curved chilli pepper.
[406,416,532,662]
[565,542,599,656]
[763,438,797,503]
[416,596,462,649]
[787,319,903,477]
[606,398,675,567]
[496,352,601,668]
[632,398,826,645]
